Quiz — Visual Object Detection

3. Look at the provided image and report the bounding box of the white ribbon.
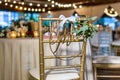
[57,15,79,35]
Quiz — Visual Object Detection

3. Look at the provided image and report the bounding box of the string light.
[48,11,51,14]
[55,2,58,5]
[21,2,24,5]
[28,8,31,11]
[13,1,16,4]
[42,8,45,12]
[44,4,48,7]
[79,5,82,8]
[0,1,2,4]
[32,8,34,11]
[5,3,8,6]
[10,4,13,7]
[15,6,18,9]
[24,7,27,10]
[35,9,38,12]
[19,6,23,10]
[37,4,40,7]
[38,8,41,12]
[0,0,83,12]
[51,1,54,4]
[51,4,55,7]
[29,3,32,6]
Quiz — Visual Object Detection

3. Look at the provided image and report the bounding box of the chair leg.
[94,65,97,80]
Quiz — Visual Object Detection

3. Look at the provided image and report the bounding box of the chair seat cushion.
[29,68,79,80]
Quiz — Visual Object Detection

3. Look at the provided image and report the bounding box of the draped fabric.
[0,38,93,80]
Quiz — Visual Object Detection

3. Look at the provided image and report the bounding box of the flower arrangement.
[75,16,97,41]
[0,26,28,38]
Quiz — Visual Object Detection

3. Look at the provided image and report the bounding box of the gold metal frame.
[38,16,87,80]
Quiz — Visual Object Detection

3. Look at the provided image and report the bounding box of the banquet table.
[0,38,93,80]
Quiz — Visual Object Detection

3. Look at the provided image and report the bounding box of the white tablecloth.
[0,38,93,80]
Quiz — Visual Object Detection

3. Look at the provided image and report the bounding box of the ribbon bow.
[57,15,79,35]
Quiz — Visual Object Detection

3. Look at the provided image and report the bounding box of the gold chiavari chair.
[38,17,87,80]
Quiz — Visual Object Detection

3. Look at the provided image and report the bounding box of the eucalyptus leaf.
[75,16,97,41]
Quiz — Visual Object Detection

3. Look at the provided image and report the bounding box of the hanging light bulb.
[35,9,38,12]
[20,6,23,10]
[42,8,45,12]
[79,5,82,8]
[10,4,13,7]
[48,11,51,14]
[37,4,40,7]
[74,6,77,9]
[24,7,27,10]
[15,6,18,9]
[29,3,33,6]
[13,1,16,4]
[32,8,34,11]
[21,2,24,5]
[51,4,55,7]
[51,1,54,4]
[38,8,41,12]
[44,4,48,7]
[5,3,8,6]
[28,8,31,11]
[55,2,58,5]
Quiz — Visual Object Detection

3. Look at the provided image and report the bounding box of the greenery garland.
[75,16,97,41]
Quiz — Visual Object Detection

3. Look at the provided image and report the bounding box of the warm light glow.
[72,4,75,7]
[15,6,18,9]
[28,8,31,11]
[0,1,2,4]
[79,5,82,8]
[44,4,48,7]
[21,2,24,5]
[69,4,72,7]
[35,9,38,12]
[111,8,114,11]
[5,3,8,6]
[32,8,34,11]
[48,0,51,2]
[51,1,54,4]
[51,4,55,7]
[29,3,33,6]
[24,7,27,10]
[48,11,51,14]
[33,31,39,37]
[13,1,16,4]
[10,31,17,38]
[20,6,23,10]
[42,8,45,12]
[74,6,77,9]
[55,2,58,5]
[10,4,13,7]
[37,4,40,7]
[38,9,41,12]
[21,32,26,37]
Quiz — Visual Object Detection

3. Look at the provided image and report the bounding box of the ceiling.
[0,0,120,13]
